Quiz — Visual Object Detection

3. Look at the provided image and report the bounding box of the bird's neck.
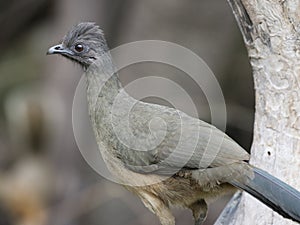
[85,55,124,133]
[86,64,121,105]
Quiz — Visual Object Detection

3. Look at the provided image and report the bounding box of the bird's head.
[47,22,108,69]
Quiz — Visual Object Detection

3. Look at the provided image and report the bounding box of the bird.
[47,22,300,225]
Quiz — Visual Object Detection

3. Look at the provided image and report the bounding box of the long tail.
[230,167,300,223]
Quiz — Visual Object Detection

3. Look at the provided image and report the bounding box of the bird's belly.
[100,146,236,207]
[125,175,236,208]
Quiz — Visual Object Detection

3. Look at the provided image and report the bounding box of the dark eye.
[74,44,84,53]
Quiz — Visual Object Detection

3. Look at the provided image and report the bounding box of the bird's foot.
[189,199,208,225]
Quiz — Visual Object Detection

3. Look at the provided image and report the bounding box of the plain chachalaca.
[47,22,300,225]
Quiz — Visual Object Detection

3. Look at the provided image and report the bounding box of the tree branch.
[217,0,300,224]
[226,0,254,45]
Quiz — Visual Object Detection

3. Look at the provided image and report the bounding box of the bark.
[218,0,300,224]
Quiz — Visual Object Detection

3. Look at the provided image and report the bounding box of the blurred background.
[0,0,254,225]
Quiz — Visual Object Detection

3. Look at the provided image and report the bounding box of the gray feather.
[231,167,300,222]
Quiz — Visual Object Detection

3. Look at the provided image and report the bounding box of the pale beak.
[47,44,73,55]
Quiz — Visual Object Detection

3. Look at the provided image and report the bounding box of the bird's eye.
[74,44,84,53]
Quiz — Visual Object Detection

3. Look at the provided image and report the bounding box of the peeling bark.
[220,0,300,224]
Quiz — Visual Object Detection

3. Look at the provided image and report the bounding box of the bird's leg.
[139,192,175,225]
[189,199,208,225]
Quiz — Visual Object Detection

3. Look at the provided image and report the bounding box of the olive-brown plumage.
[47,22,300,225]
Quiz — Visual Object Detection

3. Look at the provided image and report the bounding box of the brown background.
[0,1,253,225]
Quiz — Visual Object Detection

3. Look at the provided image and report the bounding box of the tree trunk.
[218,0,300,224]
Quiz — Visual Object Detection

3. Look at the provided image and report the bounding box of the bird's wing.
[112,100,250,175]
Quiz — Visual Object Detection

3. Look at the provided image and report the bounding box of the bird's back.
[101,94,250,175]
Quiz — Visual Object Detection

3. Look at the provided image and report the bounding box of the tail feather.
[230,167,300,223]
